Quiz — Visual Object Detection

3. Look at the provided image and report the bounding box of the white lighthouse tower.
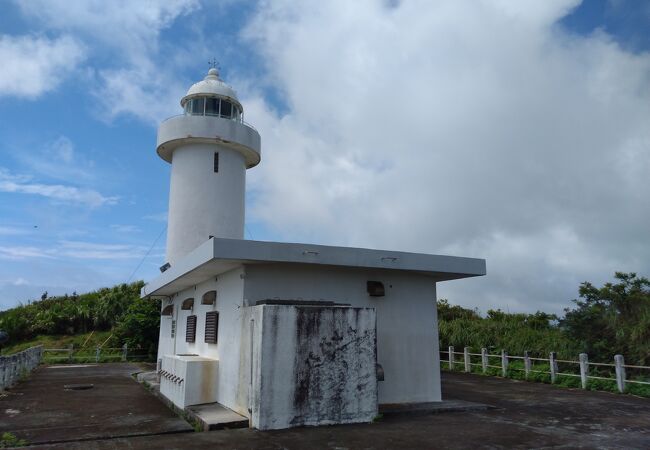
[144,67,485,431]
[157,67,261,265]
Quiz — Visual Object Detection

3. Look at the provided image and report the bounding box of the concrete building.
[143,68,486,430]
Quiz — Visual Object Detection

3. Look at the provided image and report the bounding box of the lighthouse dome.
[181,68,240,107]
[180,68,244,120]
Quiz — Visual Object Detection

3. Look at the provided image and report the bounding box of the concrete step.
[186,402,249,431]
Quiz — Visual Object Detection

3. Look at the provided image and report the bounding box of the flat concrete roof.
[142,238,486,297]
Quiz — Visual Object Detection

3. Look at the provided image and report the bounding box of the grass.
[1,331,115,355]
[0,432,27,448]
[1,331,154,363]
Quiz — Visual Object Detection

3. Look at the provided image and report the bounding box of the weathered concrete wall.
[243,264,440,404]
[0,346,43,390]
[250,305,377,430]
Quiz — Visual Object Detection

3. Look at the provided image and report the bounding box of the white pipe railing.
[442,346,649,393]
[43,344,149,362]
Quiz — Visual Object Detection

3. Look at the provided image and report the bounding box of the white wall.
[166,143,246,264]
[156,266,245,412]
[243,263,441,404]
[157,302,176,362]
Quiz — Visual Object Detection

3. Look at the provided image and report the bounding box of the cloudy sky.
[0,0,648,314]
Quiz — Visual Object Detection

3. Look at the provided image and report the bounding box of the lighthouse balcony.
[157,114,261,168]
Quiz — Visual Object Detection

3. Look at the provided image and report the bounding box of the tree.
[113,296,161,355]
[561,272,650,365]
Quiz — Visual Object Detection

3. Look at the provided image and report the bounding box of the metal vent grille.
[205,311,219,344]
[186,315,197,343]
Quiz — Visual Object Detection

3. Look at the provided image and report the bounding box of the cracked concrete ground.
[2,364,649,449]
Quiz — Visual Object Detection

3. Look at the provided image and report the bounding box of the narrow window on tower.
[214,152,219,173]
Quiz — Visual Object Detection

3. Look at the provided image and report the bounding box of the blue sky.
[1,0,649,313]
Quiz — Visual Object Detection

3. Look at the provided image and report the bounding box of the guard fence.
[0,345,43,390]
[441,346,650,394]
[43,344,153,364]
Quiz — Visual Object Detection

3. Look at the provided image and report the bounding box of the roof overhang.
[141,238,487,298]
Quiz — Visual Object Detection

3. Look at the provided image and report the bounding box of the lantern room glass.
[184,96,242,122]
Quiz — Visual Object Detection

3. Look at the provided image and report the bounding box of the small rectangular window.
[186,315,197,343]
[220,100,232,118]
[191,98,205,115]
[205,311,219,344]
[171,319,176,338]
[214,152,219,173]
[205,98,219,116]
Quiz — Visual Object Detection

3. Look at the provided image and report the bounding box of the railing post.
[614,354,626,393]
[481,348,488,374]
[122,343,128,362]
[95,346,101,363]
[579,353,589,389]
[550,352,558,383]
[501,350,508,377]
[464,347,471,373]
[448,346,454,371]
[68,344,74,363]
[524,351,531,379]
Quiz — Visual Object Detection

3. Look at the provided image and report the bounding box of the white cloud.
[16,0,199,60]
[0,168,118,207]
[110,224,141,233]
[0,34,85,98]
[0,226,31,236]
[57,241,147,259]
[51,136,74,163]
[18,136,96,182]
[143,212,168,222]
[241,0,650,313]
[12,277,28,286]
[15,0,200,124]
[0,246,54,260]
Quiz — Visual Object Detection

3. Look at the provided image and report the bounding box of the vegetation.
[561,272,650,366]
[438,299,580,359]
[0,432,27,448]
[0,271,647,377]
[439,272,650,397]
[0,281,161,358]
[438,272,650,365]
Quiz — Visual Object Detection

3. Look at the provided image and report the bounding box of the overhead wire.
[126,225,167,284]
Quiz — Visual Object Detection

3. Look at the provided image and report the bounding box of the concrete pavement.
[0,363,192,445]
[2,365,649,449]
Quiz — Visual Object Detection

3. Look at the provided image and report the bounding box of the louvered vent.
[186,315,197,343]
[205,311,219,344]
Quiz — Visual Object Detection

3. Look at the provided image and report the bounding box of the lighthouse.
[143,68,486,430]
[157,67,261,265]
